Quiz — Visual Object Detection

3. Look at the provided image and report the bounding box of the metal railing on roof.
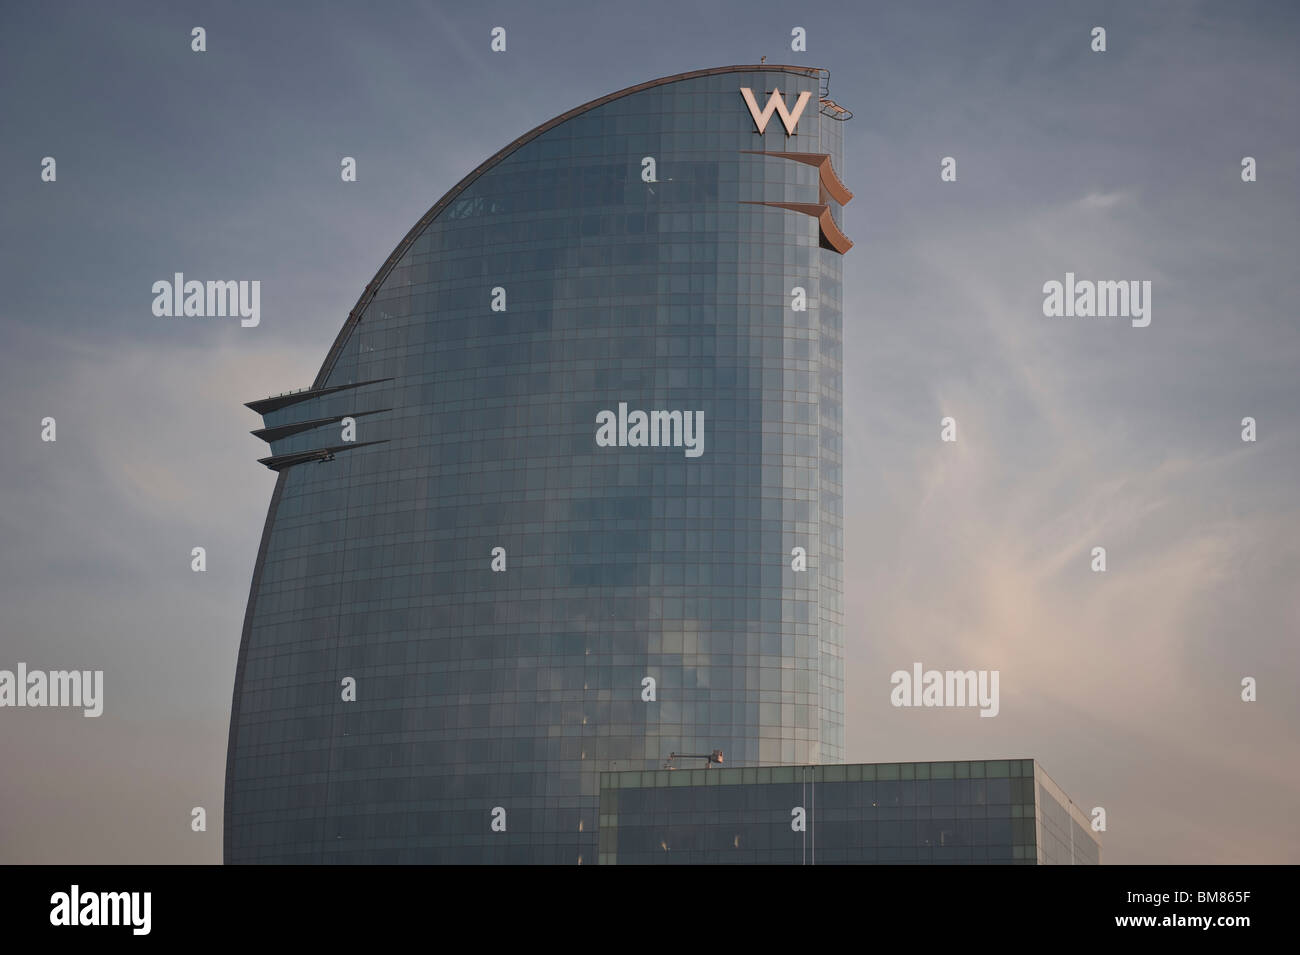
[818,69,853,120]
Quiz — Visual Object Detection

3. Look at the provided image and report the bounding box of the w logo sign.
[740,87,813,136]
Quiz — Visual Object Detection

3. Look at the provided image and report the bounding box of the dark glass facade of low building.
[224,65,852,863]
[597,759,1101,864]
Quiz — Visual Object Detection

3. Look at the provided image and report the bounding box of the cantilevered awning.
[740,150,854,205]
[245,377,393,416]
[257,440,388,472]
[251,408,391,443]
[741,200,854,254]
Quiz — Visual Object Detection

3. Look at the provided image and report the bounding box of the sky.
[1,0,1297,864]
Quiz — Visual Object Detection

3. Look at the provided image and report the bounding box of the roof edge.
[312,64,830,389]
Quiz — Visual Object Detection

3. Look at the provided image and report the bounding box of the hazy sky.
[2,0,1297,864]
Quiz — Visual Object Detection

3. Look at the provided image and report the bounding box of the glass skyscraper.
[225,65,853,863]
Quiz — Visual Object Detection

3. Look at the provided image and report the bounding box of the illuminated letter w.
[740,87,813,135]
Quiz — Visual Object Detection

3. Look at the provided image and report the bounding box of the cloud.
[843,186,1300,862]
[1076,190,1128,210]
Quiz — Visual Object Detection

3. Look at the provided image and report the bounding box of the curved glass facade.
[225,65,849,863]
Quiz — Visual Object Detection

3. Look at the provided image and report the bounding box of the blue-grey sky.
[1,0,1297,863]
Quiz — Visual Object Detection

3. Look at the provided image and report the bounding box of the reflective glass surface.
[597,760,1098,865]
[225,68,846,863]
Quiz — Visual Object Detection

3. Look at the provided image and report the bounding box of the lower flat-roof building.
[598,758,1100,864]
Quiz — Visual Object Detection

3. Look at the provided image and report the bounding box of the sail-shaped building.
[225,65,852,863]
